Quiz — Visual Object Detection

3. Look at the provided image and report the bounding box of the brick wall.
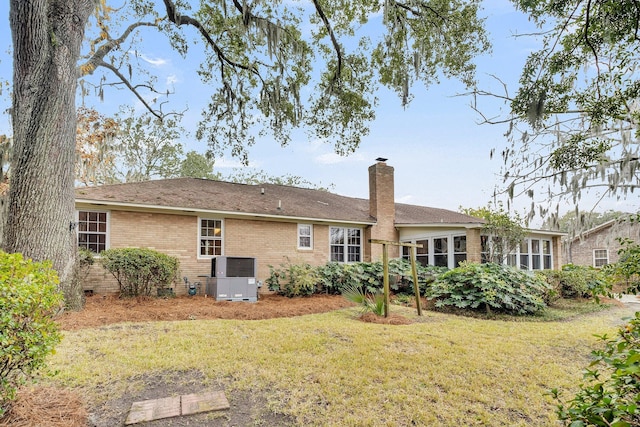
[368,161,399,260]
[82,210,340,295]
[567,222,640,267]
[466,228,482,263]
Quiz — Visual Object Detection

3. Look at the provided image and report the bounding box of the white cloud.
[139,53,168,67]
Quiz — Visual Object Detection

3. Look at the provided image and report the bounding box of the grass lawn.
[47,302,637,426]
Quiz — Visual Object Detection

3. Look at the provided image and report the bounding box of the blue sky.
[1,1,637,226]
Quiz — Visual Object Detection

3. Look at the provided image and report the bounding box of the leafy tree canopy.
[541,209,630,234]
[460,202,525,263]
[473,0,639,228]
[4,0,490,300]
[77,0,490,163]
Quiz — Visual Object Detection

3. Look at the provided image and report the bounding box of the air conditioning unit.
[207,256,258,302]
[211,256,257,278]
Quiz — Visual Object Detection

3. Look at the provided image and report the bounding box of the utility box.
[206,277,257,302]
[206,256,258,302]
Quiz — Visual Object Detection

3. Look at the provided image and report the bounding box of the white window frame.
[506,238,554,271]
[402,233,466,269]
[297,224,313,250]
[593,249,609,268]
[198,217,224,258]
[76,210,110,254]
[329,226,362,263]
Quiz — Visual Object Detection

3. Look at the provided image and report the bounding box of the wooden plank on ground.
[125,396,181,425]
[181,390,230,415]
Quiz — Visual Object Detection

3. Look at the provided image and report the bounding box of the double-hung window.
[77,210,108,253]
[199,218,222,257]
[330,227,361,262]
[593,249,609,267]
[298,224,313,249]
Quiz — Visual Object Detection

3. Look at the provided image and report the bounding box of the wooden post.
[382,243,390,318]
[369,239,424,317]
[410,246,422,316]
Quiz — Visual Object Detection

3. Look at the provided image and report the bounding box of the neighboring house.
[75,160,565,295]
[565,218,640,268]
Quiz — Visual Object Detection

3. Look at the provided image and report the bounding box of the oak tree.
[474,0,640,229]
[7,0,489,306]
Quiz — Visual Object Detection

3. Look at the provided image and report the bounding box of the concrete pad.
[125,395,181,425]
[181,390,230,415]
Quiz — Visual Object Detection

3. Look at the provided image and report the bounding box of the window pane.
[417,240,428,255]
[532,254,541,270]
[200,218,222,256]
[348,246,360,262]
[434,238,447,254]
[416,256,429,267]
[330,228,344,245]
[543,240,551,254]
[331,246,344,262]
[434,254,448,267]
[544,255,552,269]
[299,236,310,248]
[520,240,529,254]
[77,210,108,253]
[347,229,361,245]
[520,255,529,270]
[402,246,410,258]
[531,239,540,254]
[454,253,466,267]
[454,236,466,253]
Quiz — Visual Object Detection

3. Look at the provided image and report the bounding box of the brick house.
[75,160,564,295]
[565,218,640,268]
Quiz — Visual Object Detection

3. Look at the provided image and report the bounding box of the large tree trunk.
[6,1,93,309]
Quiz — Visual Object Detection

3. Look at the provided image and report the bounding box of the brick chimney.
[366,158,398,261]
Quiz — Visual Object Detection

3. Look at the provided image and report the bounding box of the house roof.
[75,177,485,227]
[394,203,485,226]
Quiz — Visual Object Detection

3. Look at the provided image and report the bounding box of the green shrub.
[100,248,179,297]
[0,251,63,417]
[539,264,611,301]
[316,262,368,295]
[604,238,640,295]
[266,259,318,297]
[341,282,385,316]
[553,311,640,426]
[426,262,550,315]
[267,259,447,298]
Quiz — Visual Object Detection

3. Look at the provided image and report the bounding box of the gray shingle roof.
[395,203,485,225]
[75,178,484,226]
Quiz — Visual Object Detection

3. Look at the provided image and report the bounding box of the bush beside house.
[99,248,180,297]
[0,251,63,417]
[426,262,551,315]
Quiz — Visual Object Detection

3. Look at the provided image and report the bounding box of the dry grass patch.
[44,304,638,426]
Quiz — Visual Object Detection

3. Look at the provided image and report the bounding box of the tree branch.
[162,0,258,76]
[95,60,164,119]
[77,21,157,78]
[584,0,601,97]
[311,0,343,91]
